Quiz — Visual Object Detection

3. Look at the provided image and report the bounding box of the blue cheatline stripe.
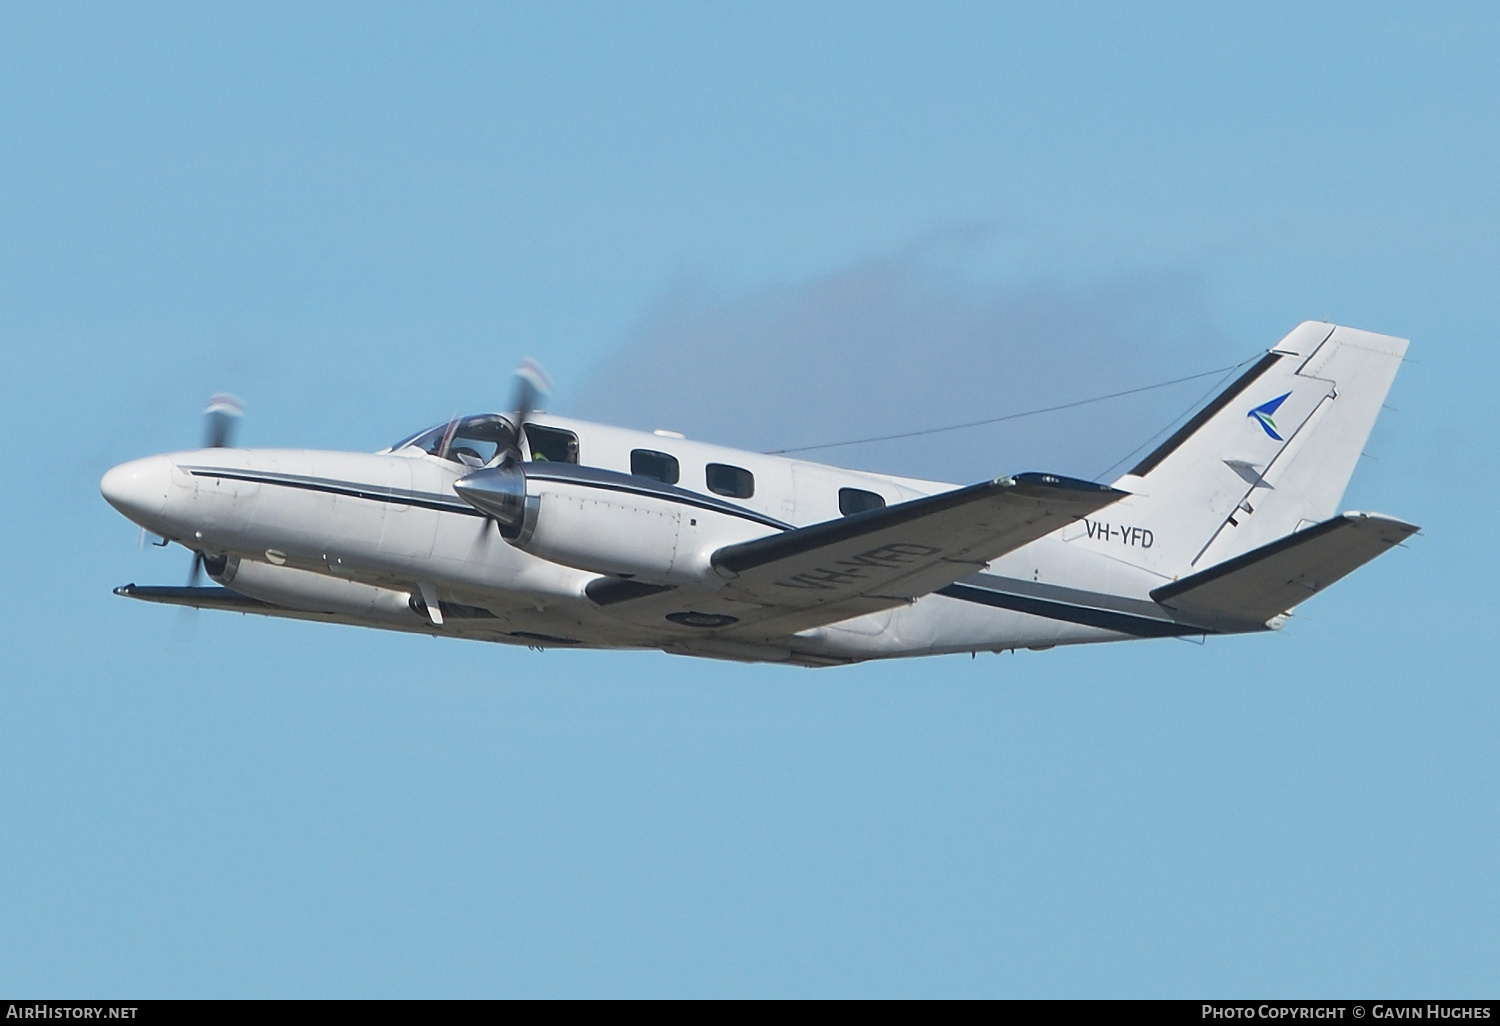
[185,469,482,516]
[936,583,1210,638]
[186,467,788,529]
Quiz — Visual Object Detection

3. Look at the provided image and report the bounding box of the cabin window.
[839,487,885,516]
[630,449,679,484]
[525,425,579,464]
[706,463,754,499]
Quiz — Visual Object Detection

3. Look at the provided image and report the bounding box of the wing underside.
[114,584,432,628]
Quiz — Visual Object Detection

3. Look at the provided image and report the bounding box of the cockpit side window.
[524,425,580,463]
[395,415,517,466]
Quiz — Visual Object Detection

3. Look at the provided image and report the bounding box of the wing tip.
[112,583,273,610]
[1339,510,1421,534]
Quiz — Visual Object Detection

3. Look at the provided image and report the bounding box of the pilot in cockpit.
[522,425,579,463]
[532,437,579,463]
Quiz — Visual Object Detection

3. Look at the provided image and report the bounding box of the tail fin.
[1091,322,1408,579]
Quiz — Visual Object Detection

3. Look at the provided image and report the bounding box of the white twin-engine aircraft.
[102,322,1417,668]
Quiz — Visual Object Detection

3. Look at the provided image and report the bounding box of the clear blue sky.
[2,2,1495,997]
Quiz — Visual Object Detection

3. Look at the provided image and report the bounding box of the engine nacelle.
[454,463,776,585]
[210,554,417,624]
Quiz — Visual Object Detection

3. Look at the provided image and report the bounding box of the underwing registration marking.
[774,542,942,591]
[1082,519,1154,548]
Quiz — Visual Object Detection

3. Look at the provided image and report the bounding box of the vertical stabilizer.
[1075,322,1407,579]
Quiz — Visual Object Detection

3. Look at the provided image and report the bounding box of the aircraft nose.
[100,455,174,526]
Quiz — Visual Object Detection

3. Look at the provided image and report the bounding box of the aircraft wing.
[114,584,453,635]
[713,473,1125,605]
[1150,511,1419,629]
[590,473,1125,640]
[117,584,292,614]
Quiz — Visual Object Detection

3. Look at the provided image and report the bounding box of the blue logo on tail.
[1248,392,1292,440]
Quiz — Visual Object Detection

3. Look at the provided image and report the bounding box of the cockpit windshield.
[389,414,518,467]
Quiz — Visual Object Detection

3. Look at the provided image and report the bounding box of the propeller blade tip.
[204,393,245,418]
[203,393,245,448]
[515,359,551,396]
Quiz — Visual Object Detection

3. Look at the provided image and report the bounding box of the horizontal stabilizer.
[1150,512,1418,628]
